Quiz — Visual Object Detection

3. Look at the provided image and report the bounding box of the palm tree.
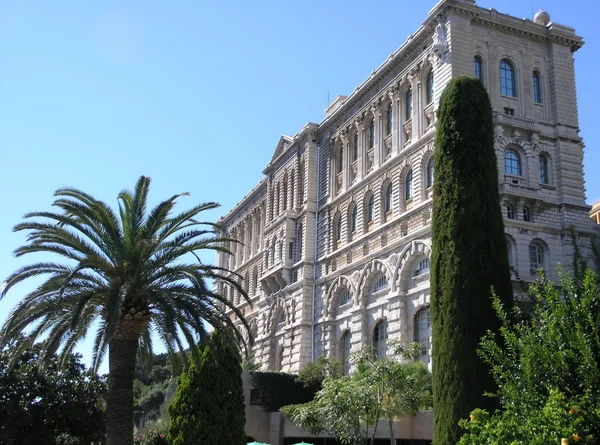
[0,176,249,445]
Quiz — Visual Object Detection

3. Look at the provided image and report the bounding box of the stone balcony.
[260,261,290,296]
[501,181,540,200]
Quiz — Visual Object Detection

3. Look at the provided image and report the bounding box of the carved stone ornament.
[432,17,449,62]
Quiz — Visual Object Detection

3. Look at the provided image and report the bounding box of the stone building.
[591,200,600,225]
[217,0,594,418]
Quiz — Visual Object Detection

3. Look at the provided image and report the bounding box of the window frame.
[500,59,517,97]
[504,149,522,176]
[405,169,414,201]
[426,70,434,105]
[373,320,388,360]
[406,88,413,120]
[341,330,352,375]
[426,157,434,189]
[529,242,545,275]
[533,70,543,104]
[539,154,549,184]
[367,195,375,224]
[372,274,389,294]
[351,205,358,233]
[474,55,483,81]
[385,182,393,213]
[413,307,431,364]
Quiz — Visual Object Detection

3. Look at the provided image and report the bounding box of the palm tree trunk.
[106,320,142,445]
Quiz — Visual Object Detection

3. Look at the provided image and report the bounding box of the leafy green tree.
[0,338,106,445]
[431,76,513,445]
[282,374,378,445]
[457,267,600,444]
[0,176,249,445]
[282,343,432,445]
[168,330,246,445]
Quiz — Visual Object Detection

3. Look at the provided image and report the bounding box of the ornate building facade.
[217,0,595,379]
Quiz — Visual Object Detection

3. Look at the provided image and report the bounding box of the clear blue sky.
[1,0,599,371]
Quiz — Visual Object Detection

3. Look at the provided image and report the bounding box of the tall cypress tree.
[431,76,513,445]
[168,330,246,445]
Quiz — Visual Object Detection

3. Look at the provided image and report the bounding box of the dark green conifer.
[168,330,246,445]
[430,76,513,445]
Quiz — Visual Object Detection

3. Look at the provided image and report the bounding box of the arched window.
[539,154,549,184]
[340,289,352,306]
[523,206,531,222]
[500,60,516,97]
[504,149,522,176]
[336,215,342,242]
[413,258,430,277]
[426,157,434,189]
[474,55,483,81]
[533,71,542,103]
[367,195,375,224]
[353,132,359,162]
[413,307,431,364]
[369,120,375,149]
[529,242,545,274]
[373,320,388,359]
[426,70,434,105]
[338,146,344,173]
[341,331,352,375]
[406,88,413,120]
[372,274,388,293]
[351,205,358,233]
[385,183,393,213]
[386,102,393,136]
[405,169,413,201]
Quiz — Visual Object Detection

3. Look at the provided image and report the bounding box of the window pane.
[529,244,544,273]
[405,170,413,200]
[540,156,549,184]
[504,150,522,176]
[406,88,413,119]
[474,56,483,81]
[336,217,342,241]
[427,158,434,188]
[373,275,388,293]
[338,146,343,172]
[340,290,352,306]
[426,71,434,104]
[353,133,358,161]
[385,183,393,212]
[374,321,388,359]
[368,196,374,222]
[500,60,516,97]
[387,103,393,135]
[533,71,542,103]
[413,308,430,363]
[351,206,358,232]
[342,331,352,375]
[369,120,375,148]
